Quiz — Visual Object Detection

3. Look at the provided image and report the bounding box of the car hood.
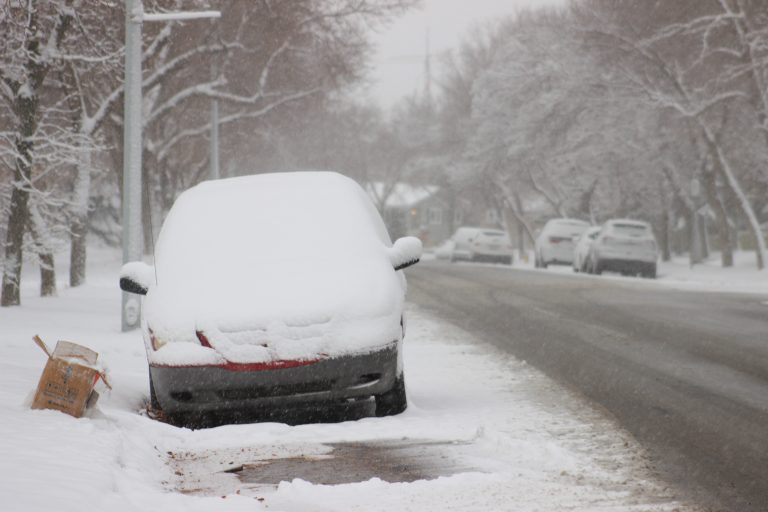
[143,258,405,365]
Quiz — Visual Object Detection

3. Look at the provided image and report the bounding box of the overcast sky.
[365,0,565,107]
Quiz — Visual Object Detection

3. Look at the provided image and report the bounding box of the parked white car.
[586,219,658,278]
[449,227,513,264]
[534,218,590,268]
[573,226,601,272]
[120,171,422,425]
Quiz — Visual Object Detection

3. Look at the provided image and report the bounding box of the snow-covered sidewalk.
[0,248,699,511]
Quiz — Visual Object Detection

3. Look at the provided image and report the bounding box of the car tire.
[375,374,407,417]
[594,260,603,275]
[644,265,657,279]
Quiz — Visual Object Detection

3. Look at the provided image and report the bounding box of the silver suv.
[586,219,658,278]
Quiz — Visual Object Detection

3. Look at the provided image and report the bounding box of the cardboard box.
[31,335,110,418]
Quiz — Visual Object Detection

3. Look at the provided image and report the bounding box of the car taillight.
[549,237,560,244]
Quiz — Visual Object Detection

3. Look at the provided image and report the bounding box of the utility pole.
[122,0,220,331]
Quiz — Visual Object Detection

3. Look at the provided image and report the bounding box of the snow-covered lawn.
[0,247,699,511]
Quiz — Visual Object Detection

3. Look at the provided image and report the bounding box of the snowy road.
[407,260,768,512]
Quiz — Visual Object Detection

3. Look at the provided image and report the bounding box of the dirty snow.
[0,246,700,512]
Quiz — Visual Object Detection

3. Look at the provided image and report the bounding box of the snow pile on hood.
[144,172,405,365]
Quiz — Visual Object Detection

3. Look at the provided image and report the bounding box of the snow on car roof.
[155,171,391,275]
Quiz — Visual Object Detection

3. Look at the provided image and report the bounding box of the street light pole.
[121,0,220,331]
[122,0,144,332]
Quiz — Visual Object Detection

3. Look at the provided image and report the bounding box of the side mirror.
[388,236,422,271]
[120,261,155,295]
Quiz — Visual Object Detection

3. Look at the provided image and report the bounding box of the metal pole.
[120,3,220,330]
[122,0,144,331]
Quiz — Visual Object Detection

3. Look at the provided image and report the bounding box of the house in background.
[366,182,461,246]
[365,181,532,247]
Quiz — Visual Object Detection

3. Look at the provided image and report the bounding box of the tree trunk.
[1,133,35,306]
[660,208,672,262]
[27,203,57,297]
[142,159,153,255]
[39,253,57,297]
[70,217,87,287]
[657,175,672,262]
[1,9,68,305]
[1,175,30,306]
[703,126,765,269]
[70,150,92,287]
[702,169,733,267]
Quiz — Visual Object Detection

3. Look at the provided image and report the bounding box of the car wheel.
[375,374,407,417]
[594,260,603,275]
[644,265,657,279]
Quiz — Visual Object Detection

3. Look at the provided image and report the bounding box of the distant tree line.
[432,0,768,269]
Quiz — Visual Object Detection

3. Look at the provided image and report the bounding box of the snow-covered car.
[534,218,590,268]
[449,227,513,264]
[586,219,658,278]
[572,226,601,272]
[119,172,422,424]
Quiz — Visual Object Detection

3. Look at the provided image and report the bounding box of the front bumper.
[150,342,400,416]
